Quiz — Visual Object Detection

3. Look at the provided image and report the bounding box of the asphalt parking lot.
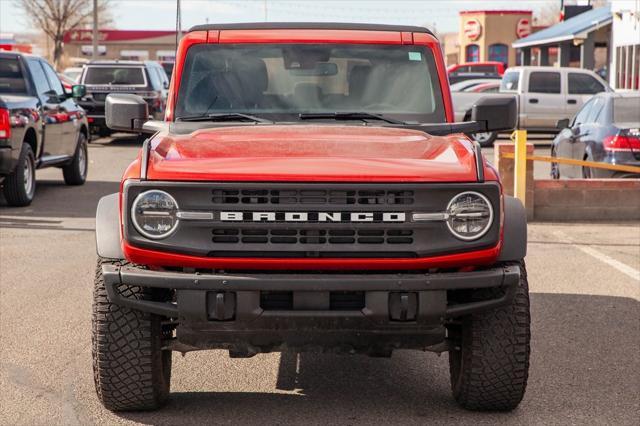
[1,135,638,425]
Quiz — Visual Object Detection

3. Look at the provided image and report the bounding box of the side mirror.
[43,89,60,103]
[556,118,570,129]
[471,96,517,132]
[71,84,86,99]
[105,94,149,132]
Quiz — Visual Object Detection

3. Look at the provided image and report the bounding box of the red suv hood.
[146,125,479,182]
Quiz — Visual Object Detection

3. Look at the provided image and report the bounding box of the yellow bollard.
[512,130,527,205]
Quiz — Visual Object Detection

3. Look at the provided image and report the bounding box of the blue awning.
[512,6,611,48]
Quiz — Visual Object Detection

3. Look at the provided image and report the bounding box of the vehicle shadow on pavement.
[98,134,145,147]
[0,180,119,218]
[114,293,639,425]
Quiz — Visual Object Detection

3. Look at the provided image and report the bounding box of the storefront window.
[488,44,508,65]
[465,44,479,63]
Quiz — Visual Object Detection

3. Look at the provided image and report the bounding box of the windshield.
[0,58,27,95]
[175,44,445,122]
[500,70,520,92]
[83,66,146,85]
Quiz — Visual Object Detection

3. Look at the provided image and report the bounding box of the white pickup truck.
[453,66,611,146]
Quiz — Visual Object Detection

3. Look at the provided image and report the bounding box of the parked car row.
[77,60,169,137]
[452,66,611,146]
[0,52,89,206]
[551,92,640,179]
[447,61,505,84]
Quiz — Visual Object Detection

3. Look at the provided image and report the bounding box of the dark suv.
[78,60,168,137]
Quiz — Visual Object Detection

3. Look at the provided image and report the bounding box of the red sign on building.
[464,19,482,41]
[516,18,531,38]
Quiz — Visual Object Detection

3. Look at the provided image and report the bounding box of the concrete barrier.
[534,179,640,221]
[493,142,640,222]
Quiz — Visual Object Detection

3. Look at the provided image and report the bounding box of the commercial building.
[610,0,640,90]
[0,33,33,54]
[62,29,177,67]
[512,7,612,71]
[456,10,534,67]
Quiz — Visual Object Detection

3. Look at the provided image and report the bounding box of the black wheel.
[92,257,172,411]
[63,132,88,185]
[448,261,531,411]
[98,127,112,138]
[3,142,36,206]
[470,131,498,147]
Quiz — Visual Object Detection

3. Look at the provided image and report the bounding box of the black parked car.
[552,92,640,179]
[0,52,89,206]
[77,60,169,138]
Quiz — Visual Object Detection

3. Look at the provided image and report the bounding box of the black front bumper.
[102,264,520,354]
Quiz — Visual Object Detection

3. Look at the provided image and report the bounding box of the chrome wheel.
[24,154,35,198]
[78,142,87,178]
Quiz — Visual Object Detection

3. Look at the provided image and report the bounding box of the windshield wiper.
[176,113,273,123]
[298,112,406,125]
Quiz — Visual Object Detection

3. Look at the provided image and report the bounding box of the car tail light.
[0,108,11,139]
[603,134,640,152]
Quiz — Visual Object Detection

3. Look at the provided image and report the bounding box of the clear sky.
[0,0,569,35]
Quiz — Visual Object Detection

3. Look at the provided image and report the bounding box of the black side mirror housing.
[471,96,518,132]
[71,84,86,99]
[556,118,570,129]
[105,94,149,132]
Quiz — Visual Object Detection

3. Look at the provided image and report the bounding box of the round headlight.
[446,191,493,241]
[131,190,179,239]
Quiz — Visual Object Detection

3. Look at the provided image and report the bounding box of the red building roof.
[63,30,175,43]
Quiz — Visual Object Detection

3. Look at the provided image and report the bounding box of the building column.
[580,32,595,69]
[540,46,550,66]
[558,41,571,67]
[520,47,532,66]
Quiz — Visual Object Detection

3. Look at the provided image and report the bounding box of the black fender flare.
[498,195,527,261]
[95,193,124,259]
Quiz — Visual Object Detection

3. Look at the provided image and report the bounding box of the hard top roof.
[189,22,434,35]
[86,59,155,66]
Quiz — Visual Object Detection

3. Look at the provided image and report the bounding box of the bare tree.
[535,1,561,27]
[16,0,110,69]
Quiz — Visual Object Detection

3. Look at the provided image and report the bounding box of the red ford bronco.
[93,23,529,412]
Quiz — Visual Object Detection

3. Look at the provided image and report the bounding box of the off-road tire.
[92,257,172,411]
[448,261,531,411]
[3,142,36,206]
[63,132,88,185]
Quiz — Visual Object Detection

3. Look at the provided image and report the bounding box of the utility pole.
[92,0,98,60]
[177,0,182,41]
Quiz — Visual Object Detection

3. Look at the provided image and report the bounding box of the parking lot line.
[554,230,640,282]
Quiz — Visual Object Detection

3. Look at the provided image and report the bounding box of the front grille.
[212,228,413,245]
[124,182,502,260]
[212,189,414,205]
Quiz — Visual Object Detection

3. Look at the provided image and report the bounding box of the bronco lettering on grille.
[219,212,406,222]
